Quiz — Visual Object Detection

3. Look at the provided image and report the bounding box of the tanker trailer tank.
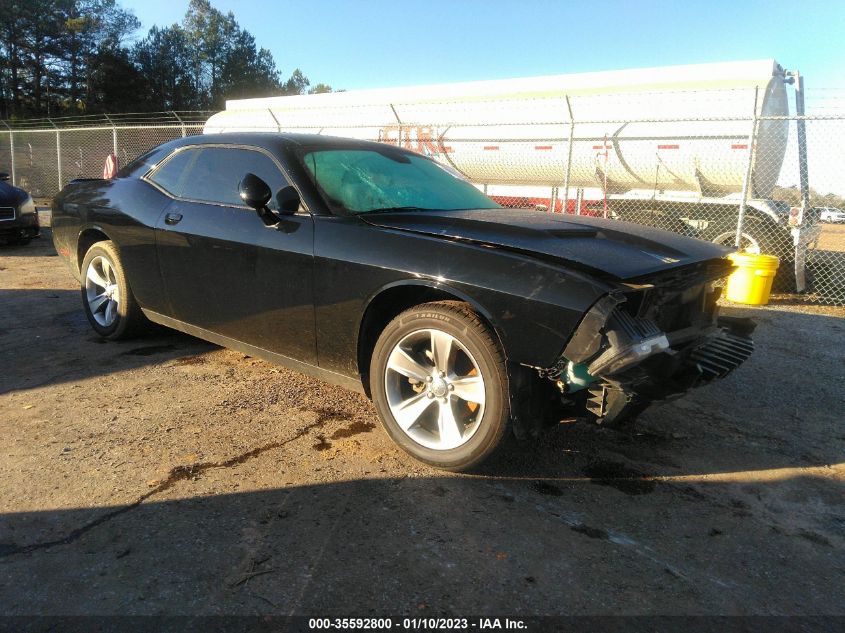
[204,59,814,289]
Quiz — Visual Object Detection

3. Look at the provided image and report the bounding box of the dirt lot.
[817,222,845,252]
[0,232,843,616]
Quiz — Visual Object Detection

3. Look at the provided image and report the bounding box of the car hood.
[0,181,29,207]
[361,208,732,280]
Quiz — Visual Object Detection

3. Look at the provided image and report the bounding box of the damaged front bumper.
[553,263,755,425]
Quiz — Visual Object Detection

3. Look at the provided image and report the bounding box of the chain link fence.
[1,95,844,305]
[0,112,210,197]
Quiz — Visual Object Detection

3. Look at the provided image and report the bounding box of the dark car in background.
[51,133,754,471]
[0,172,40,245]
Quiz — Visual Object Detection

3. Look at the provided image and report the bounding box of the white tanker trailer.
[204,59,817,289]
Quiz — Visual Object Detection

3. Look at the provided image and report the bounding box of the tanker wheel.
[703,214,796,291]
[708,229,764,254]
[703,214,790,257]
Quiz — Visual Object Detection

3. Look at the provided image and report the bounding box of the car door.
[149,144,316,364]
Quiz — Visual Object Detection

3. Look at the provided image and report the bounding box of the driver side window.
[152,146,291,210]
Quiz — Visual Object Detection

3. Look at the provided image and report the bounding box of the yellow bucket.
[725,252,780,305]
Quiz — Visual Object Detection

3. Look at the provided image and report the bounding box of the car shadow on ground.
[804,250,845,304]
[0,470,841,615]
[0,287,217,396]
[0,233,56,257]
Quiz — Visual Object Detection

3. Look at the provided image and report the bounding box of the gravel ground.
[0,232,842,616]
[817,223,845,252]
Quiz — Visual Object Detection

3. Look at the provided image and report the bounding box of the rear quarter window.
[146,149,199,197]
[118,146,172,178]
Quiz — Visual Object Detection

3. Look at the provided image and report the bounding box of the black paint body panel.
[51,132,733,387]
[361,208,733,279]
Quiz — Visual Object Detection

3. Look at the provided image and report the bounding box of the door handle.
[164,212,183,226]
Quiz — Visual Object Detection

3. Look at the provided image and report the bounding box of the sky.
[120,0,844,194]
[121,0,845,92]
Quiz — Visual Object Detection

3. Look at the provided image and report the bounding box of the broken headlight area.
[548,258,755,426]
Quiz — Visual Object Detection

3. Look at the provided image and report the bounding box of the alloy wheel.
[383,328,486,451]
[85,255,120,327]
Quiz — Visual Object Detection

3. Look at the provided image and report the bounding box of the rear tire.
[370,301,511,472]
[80,240,146,340]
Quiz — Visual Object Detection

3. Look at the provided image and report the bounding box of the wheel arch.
[356,280,505,396]
[76,225,114,273]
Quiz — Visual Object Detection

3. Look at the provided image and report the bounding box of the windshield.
[300,148,500,215]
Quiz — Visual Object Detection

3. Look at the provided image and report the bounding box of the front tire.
[370,301,511,471]
[80,240,146,339]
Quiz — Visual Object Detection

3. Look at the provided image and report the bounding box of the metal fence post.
[790,73,810,214]
[388,103,403,146]
[790,71,809,293]
[735,87,760,248]
[50,119,63,190]
[2,121,16,185]
[561,95,574,214]
[266,108,282,133]
[0,125,6,174]
[172,111,188,137]
[105,114,118,158]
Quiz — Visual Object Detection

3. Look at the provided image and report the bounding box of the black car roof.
[167,132,408,153]
[121,132,415,181]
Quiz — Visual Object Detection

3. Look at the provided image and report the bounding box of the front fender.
[314,215,613,378]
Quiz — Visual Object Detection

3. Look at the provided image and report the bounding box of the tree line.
[772,186,845,210]
[0,0,332,120]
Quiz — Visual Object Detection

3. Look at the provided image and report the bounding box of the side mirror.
[238,173,272,210]
[239,173,280,226]
[0,173,10,182]
[275,185,300,215]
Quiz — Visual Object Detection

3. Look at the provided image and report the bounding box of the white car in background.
[818,207,845,223]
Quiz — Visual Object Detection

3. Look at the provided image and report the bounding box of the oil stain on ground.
[330,420,376,440]
[582,460,656,495]
[310,407,353,426]
[307,407,377,449]
[313,435,332,451]
[0,416,330,559]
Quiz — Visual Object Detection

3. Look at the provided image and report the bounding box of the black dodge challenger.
[52,133,754,470]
